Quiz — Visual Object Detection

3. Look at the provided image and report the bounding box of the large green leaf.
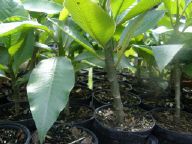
[65,0,115,46]
[27,57,75,143]
[23,0,63,14]
[116,10,164,66]
[118,0,161,24]
[111,0,135,20]
[0,21,51,37]
[0,0,28,21]
[134,10,165,36]
[152,45,183,71]
[48,18,101,59]
[13,30,35,72]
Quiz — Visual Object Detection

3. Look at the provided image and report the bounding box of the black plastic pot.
[146,135,159,144]
[69,84,92,105]
[93,105,155,144]
[93,89,141,108]
[0,102,35,131]
[0,122,31,144]
[31,124,98,144]
[151,108,192,144]
[57,104,94,129]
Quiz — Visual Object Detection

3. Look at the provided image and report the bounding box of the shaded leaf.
[152,44,183,71]
[48,18,101,59]
[0,0,28,21]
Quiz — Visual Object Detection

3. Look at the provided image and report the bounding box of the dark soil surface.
[70,85,92,100]
[31,125,95,144]
[153,110,192,133]
[93,80,132,92]
[0,127,26,144]
[94,90,140,106]
[0,103,32,121]
[142,97,175,109]
[0,79,11,97]
[57,105,93,123]
[95,107,154,131]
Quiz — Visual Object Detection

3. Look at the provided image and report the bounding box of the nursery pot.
[151,108,192,144]
[0,122,31,144]
[0,102,35,131]
[57,104,94,129]
[69,84,92,105]
[146,135,159,144]
[31,124,98,144]
[93,89,141,108]
[93,105,155,144]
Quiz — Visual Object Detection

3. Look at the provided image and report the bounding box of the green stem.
[174,62,181,119]
[8,59,20,115]
[104,40,124,124]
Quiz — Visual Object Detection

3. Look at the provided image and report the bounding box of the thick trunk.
[104,41,124,124]
[174,63,181,119]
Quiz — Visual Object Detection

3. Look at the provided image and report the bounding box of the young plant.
[65,0,164,124]
[151,0,192,118]
[0,0,51,115]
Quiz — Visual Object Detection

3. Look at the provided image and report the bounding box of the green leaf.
[183,64,192,78]
[133,45,155,66]
[23,0,63,14]
[65,0,115,46]
[134,10,165,36]
[0,0,28,21]
[118,0,161,24]
[152,44,183,71]
[0,21,51,37]
[48,18,101,59]
[13,30,35,72]
[111,0,135,20]
[27,57,75,143]
[0,46,9,65]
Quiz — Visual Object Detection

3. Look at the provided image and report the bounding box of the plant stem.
[104,40,124,124]
[8,60,20,115]
[174,62,181,119]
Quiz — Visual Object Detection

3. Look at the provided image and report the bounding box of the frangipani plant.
[151,0,192,118]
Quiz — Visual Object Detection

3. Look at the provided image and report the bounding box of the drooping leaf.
[0,21,51,37]
[0,0,28,21]
[152,44,183,71]
[27,57,75,143]
[118,0,161,24]
[65,0,115,46]
[23,0,63,14]
[48,18,101,59]
[110,0,135,20]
